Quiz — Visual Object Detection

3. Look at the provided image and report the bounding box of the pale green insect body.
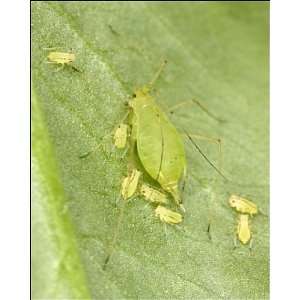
[140,183,168,204]
[114,123,128,149]
[237,214,251,244]
[47,51,75,65]
[129,86,186,207]
[121,169,141,200]
[155,205,183,224]
[229,194,258,216]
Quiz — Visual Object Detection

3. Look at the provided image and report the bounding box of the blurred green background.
[31,2,269,299]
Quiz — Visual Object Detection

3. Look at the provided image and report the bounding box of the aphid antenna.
[42,47,59,51]
[103,176,140,270]
[42,46,74,52]
[183,129,228,181]
[103,199,126,270]
[168,99,225,123]
[148,59,168,90]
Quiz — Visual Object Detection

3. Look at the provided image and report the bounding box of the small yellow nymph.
[155,205,182,224]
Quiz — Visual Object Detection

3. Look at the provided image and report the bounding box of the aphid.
[114,123,128,149]
[236,214,252,245]
[47,51,75,65]
[127,60,186,209]
[140,184,168,204]
[121,169,141,200]
[46,49,80,72]
[155,205,183,224]
[229,194,258,216]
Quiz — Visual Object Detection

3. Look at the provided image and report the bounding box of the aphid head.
[132,86,150,99]
[140,184,147,195]
[229,194,239,207]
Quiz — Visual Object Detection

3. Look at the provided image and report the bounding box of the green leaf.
[31,2,269,299]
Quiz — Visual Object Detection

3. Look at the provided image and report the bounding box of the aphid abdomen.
[237,214,251,244]
[134,96,186,204]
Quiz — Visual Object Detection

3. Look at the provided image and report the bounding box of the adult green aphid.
[128,60,186,210]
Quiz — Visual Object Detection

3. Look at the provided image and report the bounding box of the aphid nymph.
[114,123,128,149]
[121,169,141,200]
[46,49,80,72]
[155,205,183,224]
[140,184,168,204]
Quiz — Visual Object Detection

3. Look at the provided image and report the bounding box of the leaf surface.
[31,2,269,299]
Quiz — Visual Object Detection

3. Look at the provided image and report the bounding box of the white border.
[1,0,300,298]
[271,0,300,298]
[0,1,30,299]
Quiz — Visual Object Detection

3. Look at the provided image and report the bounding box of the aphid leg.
[249,237,254,255]
[103,172,139,270]
[54,64,65,72]
[120,146,129,161]
[178,167,187,213]
[70,65,82,73]
[180,167,187,193]
[183,132,226,239]
[163,223,168,244]
[207,223,212,240]
[79,137,107,159]
[42,47,61,51]
[142,202,151,210]
[103,199,126,270]
[233,234,238,250]
[183,132,226,180]
[207,191,216,240]
[80,112,130,159]
[42,46,74,52]
[168,99,225,123]
[108,24,120,36]
[148,59,168,90]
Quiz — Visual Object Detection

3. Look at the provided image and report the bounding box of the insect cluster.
[44,47,262,266]
[228,194,258,248]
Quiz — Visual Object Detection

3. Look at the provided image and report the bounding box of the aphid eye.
[132,93,137,98]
